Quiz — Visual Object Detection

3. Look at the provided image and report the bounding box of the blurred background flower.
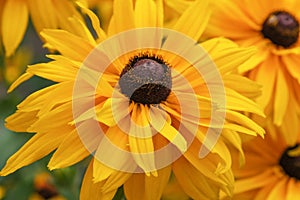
[231,119,300,200]
[202,0,300,130]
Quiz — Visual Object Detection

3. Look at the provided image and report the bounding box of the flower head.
[1,0,264,199]
[232,119,300,200]
[203,0,300,128]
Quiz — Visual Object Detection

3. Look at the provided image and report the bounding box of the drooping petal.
[124,165,171,200]
[80,160,117,200]
[93,125,134,182]
[128,104,157,175]
[172,156,220,200]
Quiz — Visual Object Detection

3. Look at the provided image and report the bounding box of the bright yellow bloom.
[202,0,300,128]
[0,0,84,57]
[1,0,264,199]
[231,119,300,200]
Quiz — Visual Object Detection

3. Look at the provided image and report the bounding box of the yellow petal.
[287,179,300,200]
[51,0,84,34]
[164,0,191,14]
[195,130,232,173]
[149,106,187,152]
[27,0,57,34]
[253,58,277,112]
[93,125,133,182]
[223,74,262,99]
[26,62,77,82]
[265,178,288,200]
[124,166,171,200]
[40,29,94,62]
[5,110,38,132]
[7,72,33,92]
[96,97,129,126]
[135,0,157,27]
[129,135,156,176]
[225,88,265,116]
[183,140,231,185]
[28,102,73,133]
[201,37,256,75]
[173,0,210,41]
[110,0,134,34]
[273,67,289,126]
[225,110,265,137]
[0,128,69,176]
[16,82,73,116]
[66,16,97,46]
[77,1,107,41]
[2,0,28,56]
[221,129,245,166]
[173,156,220,200]
[283,54,300,83]
[223,123,259,136]
[48,128,90,170]
[80,160,117,200]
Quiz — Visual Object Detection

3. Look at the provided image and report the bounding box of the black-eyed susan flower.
[1,0,264,199]
[202,0,300,127]
[0,0,84,57]
[231,118,300,200]
[29,172,66,200]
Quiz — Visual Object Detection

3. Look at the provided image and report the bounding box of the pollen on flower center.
[261,11,299,48]
[119,54,172,104]
[279,144,300,180]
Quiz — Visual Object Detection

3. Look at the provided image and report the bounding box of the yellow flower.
[202,0,300,127]
[29,172,66,200]
[231,119,300,200]
[1,0,264,199]
[0,0,84,57]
